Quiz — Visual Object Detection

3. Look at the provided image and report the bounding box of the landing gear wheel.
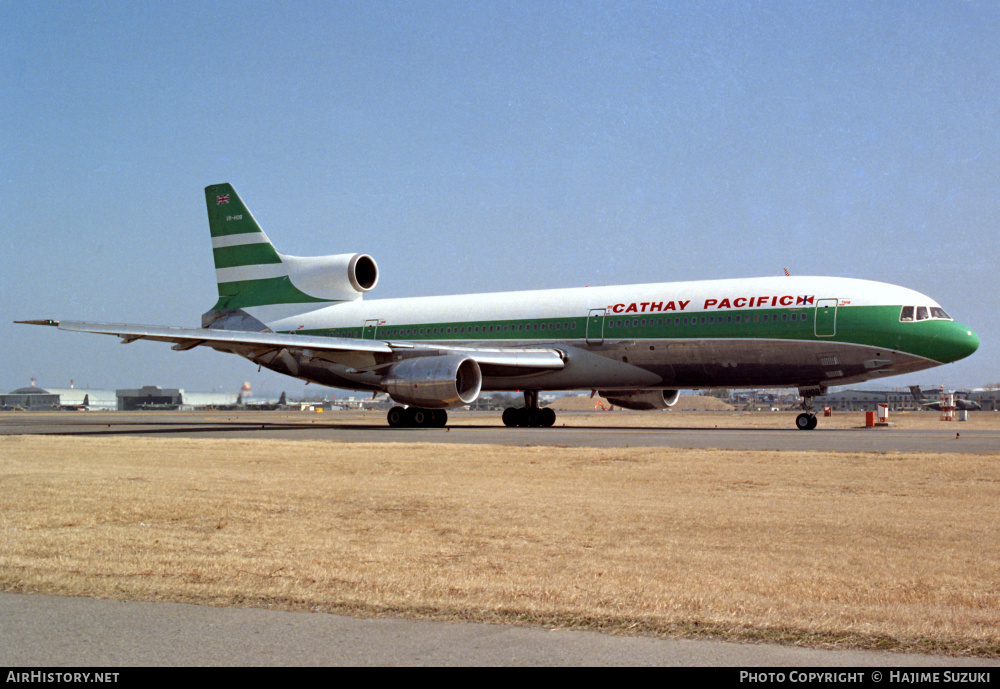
[795,412,817,430]
[405,407,426,427]
[525,408,542,427]
[387,406,407,428]
[430,409,448,428]
[503,398,557,428]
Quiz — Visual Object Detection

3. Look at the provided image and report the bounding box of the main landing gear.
[387,406,448,428]
[502,390,556,428]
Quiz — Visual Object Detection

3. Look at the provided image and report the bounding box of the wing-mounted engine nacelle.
[385,355,483,409]
[600,389,681,411]
[282,252,378,301]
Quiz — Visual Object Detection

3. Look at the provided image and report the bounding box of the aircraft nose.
[936,322,979,363]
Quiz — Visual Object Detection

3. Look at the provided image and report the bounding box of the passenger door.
[362,319,381,340]
[586,309,606,345]
[814,300,838,337]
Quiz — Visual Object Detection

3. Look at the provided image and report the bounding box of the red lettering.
[756,296,769,307]
[733,297,747,308]
[649,301,663,312]
[639,302,650,312]
[664,301,676,311]
[771,296,778,306]
[611,304,624,313]
[779,295,793,306]
[704,298,718,309]
[678,300,690,311]
[625,303,638,313]
[719,298,731,309]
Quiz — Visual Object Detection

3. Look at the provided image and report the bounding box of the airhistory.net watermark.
[6,673,119,683]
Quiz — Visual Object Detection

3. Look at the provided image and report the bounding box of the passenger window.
[916,306,929,321]
[900,306,914,322]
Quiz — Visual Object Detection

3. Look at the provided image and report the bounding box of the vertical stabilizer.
[202,184,379,326]
[205,184,326,313]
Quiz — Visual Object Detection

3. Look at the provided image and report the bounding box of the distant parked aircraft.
[908,386,982,411]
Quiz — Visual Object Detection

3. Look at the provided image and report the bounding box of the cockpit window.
[900,305,953,323]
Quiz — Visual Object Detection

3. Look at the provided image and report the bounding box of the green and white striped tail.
[205,183,331,312]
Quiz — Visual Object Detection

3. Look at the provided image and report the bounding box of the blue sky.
[3,1,998,396]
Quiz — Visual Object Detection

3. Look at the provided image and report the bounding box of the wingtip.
[14,319,60,326]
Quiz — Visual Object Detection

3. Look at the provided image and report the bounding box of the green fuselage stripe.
[281,304,965,364]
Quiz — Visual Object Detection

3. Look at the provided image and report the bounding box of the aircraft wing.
[16,320,565,374]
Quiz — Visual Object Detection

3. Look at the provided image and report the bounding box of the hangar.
[116,385,237,410]
[1,385,237,411]
[0,386,118,411]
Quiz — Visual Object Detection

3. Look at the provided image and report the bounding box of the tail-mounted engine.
[283,253,378,301]
[385,355,483,409]
[600,389,681,411]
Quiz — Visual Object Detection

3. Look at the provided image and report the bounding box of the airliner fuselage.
[19,184,979,430]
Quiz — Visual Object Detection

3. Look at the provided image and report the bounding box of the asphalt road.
[2,593,997,667]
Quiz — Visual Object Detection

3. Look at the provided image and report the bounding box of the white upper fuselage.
[253,276,937,333]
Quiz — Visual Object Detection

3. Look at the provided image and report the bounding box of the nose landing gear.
[795,412,818,430]
[795,385,824,431]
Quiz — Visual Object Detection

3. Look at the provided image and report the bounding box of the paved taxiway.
[3,593,998,667]
[2,410,998,453]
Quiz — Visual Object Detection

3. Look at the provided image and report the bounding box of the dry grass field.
[2,431,999,656]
